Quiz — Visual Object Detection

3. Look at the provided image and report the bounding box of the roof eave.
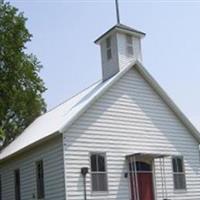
[0,131,62,163]
[134,61,200,143]
[94,25,145,44]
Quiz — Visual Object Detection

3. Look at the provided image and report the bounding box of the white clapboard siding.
[63,67,200,200]
[0,135,66,200]
[117,32,142,69]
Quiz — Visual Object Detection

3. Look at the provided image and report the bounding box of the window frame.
[36,160,45,199]
[14,169,21,200]
[172,156,186,190]
[106,37,112,60]
[90,152,108,193]
[126,34,134,56]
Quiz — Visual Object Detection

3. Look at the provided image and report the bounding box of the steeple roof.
[95,23,145,44]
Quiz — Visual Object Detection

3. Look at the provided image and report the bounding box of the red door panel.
[138,173,154,200]
[130,172,154,200]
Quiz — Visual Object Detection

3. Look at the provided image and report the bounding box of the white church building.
[0,23,200,200]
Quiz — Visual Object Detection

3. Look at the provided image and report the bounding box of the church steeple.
[95,24,145,81]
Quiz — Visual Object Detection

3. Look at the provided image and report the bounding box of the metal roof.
[0,80,102,161]
[1,60,200,161]
[94,23,146,44]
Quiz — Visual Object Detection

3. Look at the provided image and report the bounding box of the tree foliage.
[0,3,46,146]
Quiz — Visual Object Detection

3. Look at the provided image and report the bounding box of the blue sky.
[9,0,200,130]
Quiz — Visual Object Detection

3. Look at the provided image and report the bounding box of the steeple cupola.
[95,23,145,81]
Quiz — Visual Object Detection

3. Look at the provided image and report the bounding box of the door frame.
[128,159,155,200]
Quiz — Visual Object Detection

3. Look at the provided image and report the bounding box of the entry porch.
[126,153,171,200]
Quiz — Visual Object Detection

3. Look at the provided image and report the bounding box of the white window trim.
[172,156,187,191]
[89,152,109,194]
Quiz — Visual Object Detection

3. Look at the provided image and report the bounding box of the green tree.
[0,2,46,147]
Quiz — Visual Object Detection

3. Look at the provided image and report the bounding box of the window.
[129,161,152,172]
[172,157,186,190]
[36,160,45,199]
[14,169,21,200]
[90,153,108,192]
[106,37,112,60]
[126,34,133,56]
[0,175,2,200]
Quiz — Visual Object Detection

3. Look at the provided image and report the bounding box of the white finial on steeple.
[115,0,120,24]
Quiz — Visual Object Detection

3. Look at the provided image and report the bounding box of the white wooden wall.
[99,31,142,81]
[0,136,66,200]
[117,32,142,70]
[100,33,119,81]
[63,67,200,200]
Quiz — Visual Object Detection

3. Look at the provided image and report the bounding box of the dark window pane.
[98,174,108,191]
[98,155,105,172]
[106,37,111,48]
[177,158,183,172]
[91,155,97,172]
[126,35,133,44]
[129,161,151,172]
[138,162,151,171]
[91,174,107,192]
[107,49,112,60]
[36,160,45,199]
[174,174,186,190]
[129,162,136,171]
[106,37,112,60]
[14,169,21,200]
[91,174,98,191]
[129,163,132,171]
[173,157,184,173]
[172,158,177,172]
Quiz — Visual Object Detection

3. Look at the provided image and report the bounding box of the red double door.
[129,165,154,200]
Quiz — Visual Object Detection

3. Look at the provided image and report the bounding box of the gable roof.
[1,60,200,161]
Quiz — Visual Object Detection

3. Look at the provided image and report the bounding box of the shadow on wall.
[64,66,200,199]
